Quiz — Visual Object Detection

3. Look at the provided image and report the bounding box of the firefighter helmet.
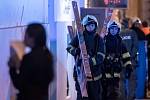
[107,20,121,33]
[131,17,141,24]
[82,15,98,27]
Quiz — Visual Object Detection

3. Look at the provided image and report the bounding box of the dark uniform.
[130,18,146,98]
[102,21,132,100]
[120,19,138,100]
[146,33,150,93]
[67,32,105,100]
[120,29,138,66]
[130,19,145,41]
[9,47,54,100]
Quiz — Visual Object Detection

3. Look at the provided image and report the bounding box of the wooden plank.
[72,1,92,97]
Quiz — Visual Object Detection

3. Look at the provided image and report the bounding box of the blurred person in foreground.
[8,23,54,100]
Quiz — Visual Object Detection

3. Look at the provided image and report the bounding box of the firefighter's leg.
[128,69,137,100]
[120,71,127,100]
[101,78,108,100]
[107,78,121,100]
[86,79,102,100]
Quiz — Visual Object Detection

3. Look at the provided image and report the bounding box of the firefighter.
[101,20,133,100]
[66,15,105,100]
[130,17,145,40]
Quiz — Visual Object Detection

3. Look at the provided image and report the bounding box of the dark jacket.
[103,33,132,78]
[9,46,54,100]
[130,26,145,40]
[146,34,150,59]
[120,28,138,66]
[66,31,105,79]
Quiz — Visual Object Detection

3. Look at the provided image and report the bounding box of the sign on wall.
[87,0,128,8]
[54,0,79,21]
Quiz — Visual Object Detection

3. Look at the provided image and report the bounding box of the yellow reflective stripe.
[105,73,112,78]
[97,52,105,58]
[105,73,120,78]
[122,52,130,58]
[92,57,97,66]
[114,73,120,77]
[93,74,102,80]
[123,61,132,67]
[87,74,102,81]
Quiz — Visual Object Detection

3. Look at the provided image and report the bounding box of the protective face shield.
[82,15,98,32]
[107,20,121,36]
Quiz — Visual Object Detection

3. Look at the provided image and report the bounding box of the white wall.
[0,0,48,28]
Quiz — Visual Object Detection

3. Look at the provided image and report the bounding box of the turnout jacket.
[66,31,105,80]
[120,28,138,66]
[103,33,132,78]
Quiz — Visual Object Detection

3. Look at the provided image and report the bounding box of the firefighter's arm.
[66,35,80,56]
[89,37,105,66]
[89,52,105,66]
[122,43,133,78]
